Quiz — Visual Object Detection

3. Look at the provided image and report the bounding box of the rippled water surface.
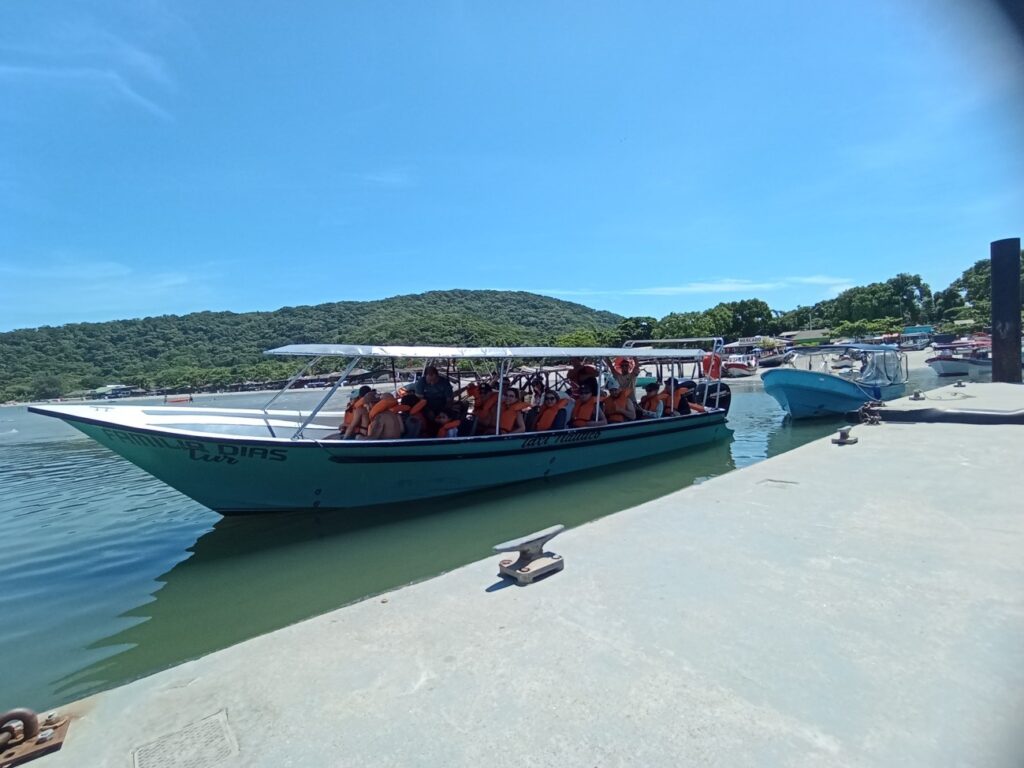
[0,377,936,708]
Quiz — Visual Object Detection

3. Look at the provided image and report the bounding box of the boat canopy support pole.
[292,357,362,440]
[263,356,323,414]
[991,237,1022,383]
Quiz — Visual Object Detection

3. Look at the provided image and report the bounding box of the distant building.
[779,329,831,345]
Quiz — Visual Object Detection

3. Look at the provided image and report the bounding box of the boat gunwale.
[28,403,728,451]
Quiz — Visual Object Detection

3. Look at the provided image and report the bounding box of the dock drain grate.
[133,710,239,768]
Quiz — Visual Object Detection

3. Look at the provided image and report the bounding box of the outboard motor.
[692,380,732,414]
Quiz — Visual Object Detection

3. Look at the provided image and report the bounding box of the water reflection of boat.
[30,345,730,515]
[763,344,908,419]
[51,437,736,703]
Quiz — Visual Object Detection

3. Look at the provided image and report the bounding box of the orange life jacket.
[603,391,631,422]
[475,392,498,423]
[343,396,366,427]
[535,400,568,431]
[496,401,529,433]
[572,397,600,427]
[367,396,398,429]
[437,419,461,437]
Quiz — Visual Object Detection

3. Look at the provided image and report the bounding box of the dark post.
[990,237,1022,383]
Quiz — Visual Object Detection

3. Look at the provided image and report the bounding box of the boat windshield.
[859,350,906,385]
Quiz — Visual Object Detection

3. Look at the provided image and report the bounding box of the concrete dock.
[41,382,1024,767]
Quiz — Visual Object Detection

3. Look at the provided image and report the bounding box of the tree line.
[2,253,1019,402]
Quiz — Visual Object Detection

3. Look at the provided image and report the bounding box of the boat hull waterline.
[29,404,730,514]
[762,368,906,419]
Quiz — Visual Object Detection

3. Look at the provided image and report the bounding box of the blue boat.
[762,344,908,419]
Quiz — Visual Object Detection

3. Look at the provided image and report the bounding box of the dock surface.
[45,383,1024,767]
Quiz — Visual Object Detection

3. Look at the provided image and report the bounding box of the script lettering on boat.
[520,429,603,450]
[100,428,288,463]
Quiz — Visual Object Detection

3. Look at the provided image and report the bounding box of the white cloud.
[0,64,171,120]
[535,275,854,298]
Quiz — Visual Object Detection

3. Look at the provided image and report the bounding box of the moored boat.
[762,344,908,419]
[30,344,732,515]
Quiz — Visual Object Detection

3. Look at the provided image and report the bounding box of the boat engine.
[692,380,732,414]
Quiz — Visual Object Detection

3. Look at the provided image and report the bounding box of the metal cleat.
[0,708,70,766]
[910,389,925,400]
[954,380,966,388]
[832,427,858,446]
[493,525,565,586]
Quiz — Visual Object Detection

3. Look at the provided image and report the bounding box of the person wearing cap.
[639,382,666,418]
[602,382,636,423]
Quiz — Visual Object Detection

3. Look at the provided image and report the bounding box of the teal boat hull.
[762,368,906,419]
[32,406,730,514]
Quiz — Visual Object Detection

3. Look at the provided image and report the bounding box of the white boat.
[926,351,972,377]
[29,344,731,515]
[717,337,788,377]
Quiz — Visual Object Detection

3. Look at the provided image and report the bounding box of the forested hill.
[0,290,621,401]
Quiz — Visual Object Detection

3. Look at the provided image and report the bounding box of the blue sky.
[1,0,1022,331]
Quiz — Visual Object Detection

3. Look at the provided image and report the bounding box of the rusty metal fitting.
[910,389,924,400]
[494,524,565,585]
[1,709,40,744]
[954,380,966,388]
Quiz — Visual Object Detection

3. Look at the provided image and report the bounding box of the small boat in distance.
[762,344,908,419]
[717,336,789,377]
[29,344,732,515]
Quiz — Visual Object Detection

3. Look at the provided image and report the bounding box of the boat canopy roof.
[790,343,900,354]
[264,343,706,360]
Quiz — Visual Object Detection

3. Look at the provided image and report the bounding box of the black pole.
[990,237,1022,383]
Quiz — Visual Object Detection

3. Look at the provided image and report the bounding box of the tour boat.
[762,344,908,419]
[30,344,732,515]
[718,337,788,376]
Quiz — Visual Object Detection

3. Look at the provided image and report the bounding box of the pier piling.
[990,237,1022,383]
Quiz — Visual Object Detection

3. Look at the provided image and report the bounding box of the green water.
[0,387,871,708]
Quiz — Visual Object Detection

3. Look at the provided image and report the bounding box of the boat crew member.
[602,383,636,422]
[497,388,528,434]
[571,379,606,428]
[533,390,570,431]
[414,365,454,414]
[366,393,403,440]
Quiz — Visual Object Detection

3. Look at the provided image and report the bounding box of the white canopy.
[264,344,707,360]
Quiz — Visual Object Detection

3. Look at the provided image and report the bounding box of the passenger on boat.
[467,381,498,433]
[667,380,692,415]
[341,385,372,434]
[567,358,598,394]
[366,393,403,440]
[605,357,639,396]
[527,376,546,407]
[639,382,666,418]
[532,390,570,431]
[497,388,527,434]
[571,379,606,427]
[602,383,636,423]
[414,365,454,414]
[343,388,378,439]
[395,393,430,438]
[434,409,461,438]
